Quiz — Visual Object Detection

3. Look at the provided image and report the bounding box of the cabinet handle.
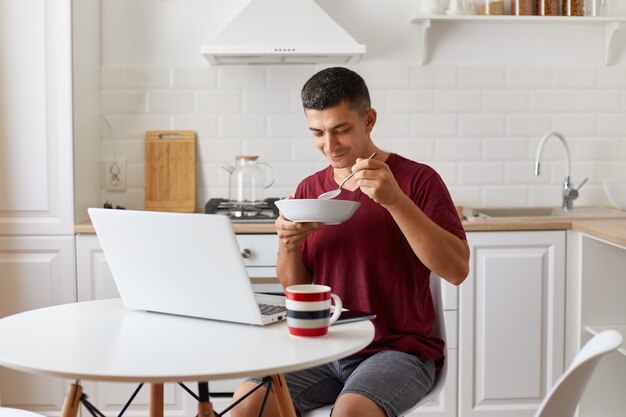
[241,248,252,259]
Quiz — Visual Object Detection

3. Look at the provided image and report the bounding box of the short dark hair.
[301,67,371,115]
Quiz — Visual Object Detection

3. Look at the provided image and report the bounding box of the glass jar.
[537,0,559,15]
[562,0,584,15]
[511,0,535,14]
[479,0,505,14]
[229,156,275,203]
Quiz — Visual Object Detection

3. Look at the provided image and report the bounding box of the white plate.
[274,199,361,224]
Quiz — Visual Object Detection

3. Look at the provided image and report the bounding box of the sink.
[464,206,626,220]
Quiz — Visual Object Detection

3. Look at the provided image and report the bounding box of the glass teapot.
[221,156,275,203]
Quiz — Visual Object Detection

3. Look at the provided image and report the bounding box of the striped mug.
[285,284,342,337]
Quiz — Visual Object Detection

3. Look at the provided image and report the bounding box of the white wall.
[96,0,626,211]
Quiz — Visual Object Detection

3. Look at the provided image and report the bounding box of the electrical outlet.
[105,160,126,191]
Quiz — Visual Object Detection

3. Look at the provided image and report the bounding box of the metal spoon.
[317,152,378,200]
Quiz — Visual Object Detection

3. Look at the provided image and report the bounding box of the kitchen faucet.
[534,131,588,211]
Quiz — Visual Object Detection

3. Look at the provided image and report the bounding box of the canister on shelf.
[563,0,585,15]
[479,0,505,14]
[511,0,535,14]
[537,0,559,15]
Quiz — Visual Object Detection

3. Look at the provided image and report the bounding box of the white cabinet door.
[459,231,565,417]
[0,0,74,236]
[0,236,76,414]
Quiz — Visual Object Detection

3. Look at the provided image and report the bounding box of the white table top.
[0,299,374,383]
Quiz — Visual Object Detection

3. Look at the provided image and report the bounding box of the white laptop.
[88,208,286,325]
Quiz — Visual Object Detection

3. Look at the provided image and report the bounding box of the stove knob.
[241,248,252,259]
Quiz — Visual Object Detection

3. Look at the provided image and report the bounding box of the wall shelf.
[411,15,625,65]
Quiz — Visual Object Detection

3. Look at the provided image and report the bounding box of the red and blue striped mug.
[285,284,342,337]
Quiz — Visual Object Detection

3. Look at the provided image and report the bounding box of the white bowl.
[602,179,626,211]
[274,199,361,224]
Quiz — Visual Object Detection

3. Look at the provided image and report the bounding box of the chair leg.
[270,374,297,417]
[60,383,82,417]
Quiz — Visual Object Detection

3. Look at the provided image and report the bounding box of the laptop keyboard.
[259,303,286,316]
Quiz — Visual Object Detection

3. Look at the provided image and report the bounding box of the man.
[232,67,469,417]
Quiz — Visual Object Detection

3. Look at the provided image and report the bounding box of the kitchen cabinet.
[459,231,566,417]
[0,236,76,413]
[411,15,626,65]
[565,231,626,417]
[0,0,76,413]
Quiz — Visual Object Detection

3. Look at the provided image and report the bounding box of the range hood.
[201,0,366,65]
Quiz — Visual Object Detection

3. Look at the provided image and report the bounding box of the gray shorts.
[248,350,436,417]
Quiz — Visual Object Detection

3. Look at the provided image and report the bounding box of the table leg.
[270,374,297,417]
[150,384,164,417]
[197,382,215,417]
[60,383,82,417]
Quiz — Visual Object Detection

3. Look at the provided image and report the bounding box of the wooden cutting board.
[144,130,196,212]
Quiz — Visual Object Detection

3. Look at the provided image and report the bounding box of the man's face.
[304,101,376,169]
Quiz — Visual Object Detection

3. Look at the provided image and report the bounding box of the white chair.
[0,408,48,417]
[306,273,447,417]
[534,329,623,417]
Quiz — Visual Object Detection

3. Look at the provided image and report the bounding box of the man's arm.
[274,215,322,289]
[353,158,470,285]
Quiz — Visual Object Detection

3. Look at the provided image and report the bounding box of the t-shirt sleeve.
[414,171,466,242]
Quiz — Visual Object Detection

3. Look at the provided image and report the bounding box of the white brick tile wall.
[575,90,621,112]
[373,114,412,138]
[99,63,626,209]
[243,90,291,113]
[599,114,626,136]
[119,115,170,138]
[598,67,626,88]
[171,67,217,89]
[459,114,505,137]
[481,186,529,207]
[196,90,242,114]
[554,67,597,88]
[172,115,218,138]
[147,91,194,114]
[507,114,552,136]
[412,114,457,137]
[218,66,267,89]
[435,138,482,161]
[482,91,528,112]
[436,90,482,112]
[388,90,434,112]
[506,67,552,88]
[551,114,598,136]
[268,66,316,89]
[457,162,505,185]
[242,138,292,162]
[101,91,147,114]
[218,114,266,138]
[530,91,575,112]
[267,114,309,138]
[411,66,457,88]
[104,66,171,89]
[459,67,506,88]
[358,65,411,88]
[483,138,529,161]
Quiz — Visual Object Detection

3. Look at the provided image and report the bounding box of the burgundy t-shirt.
[294,153,466,363]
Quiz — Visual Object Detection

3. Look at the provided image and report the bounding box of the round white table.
[0,299,374,417]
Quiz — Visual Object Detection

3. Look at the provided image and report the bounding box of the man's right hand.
[275,214,322,252]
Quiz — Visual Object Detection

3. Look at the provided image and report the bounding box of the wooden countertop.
[75,210,626,247]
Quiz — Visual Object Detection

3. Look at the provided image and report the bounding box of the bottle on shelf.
[511,0,535,15]
[537,0,559,15]
[562,0,585,15]
[479,0,505,14]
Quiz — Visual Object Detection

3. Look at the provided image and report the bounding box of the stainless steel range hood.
[201,0,366,65]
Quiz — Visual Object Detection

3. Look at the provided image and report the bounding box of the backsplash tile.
[100,63,626,211]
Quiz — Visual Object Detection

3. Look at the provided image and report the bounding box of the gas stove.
[204,198,280,223]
